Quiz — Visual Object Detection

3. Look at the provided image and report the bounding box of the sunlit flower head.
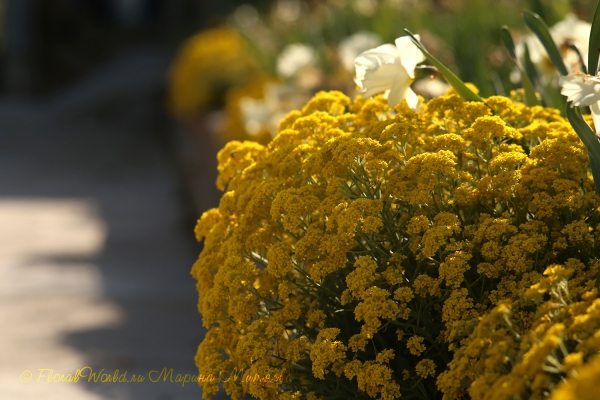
[354,35,425,109]
[196,85,600,400]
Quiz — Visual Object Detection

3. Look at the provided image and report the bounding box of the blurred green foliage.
[232,0,578,97]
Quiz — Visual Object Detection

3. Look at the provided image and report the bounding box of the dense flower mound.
[192,90,600,399]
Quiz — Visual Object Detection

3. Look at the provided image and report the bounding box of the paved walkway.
[0,47,225,400]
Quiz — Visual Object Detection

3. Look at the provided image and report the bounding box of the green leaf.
[523,44,539,86]
[500,26,518,60]
[500,26,539,106]
[522,11,568,76]
[588,0,600,75]
[590,154,600,195]
[566,105,600,161]
[404,29,483,103]
[547,84,566,112]
[566,104,600,194]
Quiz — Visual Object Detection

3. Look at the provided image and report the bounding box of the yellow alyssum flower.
[193,89,600,399]
[551,355,600,400]
[415,359,437,379]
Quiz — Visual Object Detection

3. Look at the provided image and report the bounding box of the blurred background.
[0,0,596,399]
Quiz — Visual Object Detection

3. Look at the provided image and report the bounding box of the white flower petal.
[387,68,412,108]
[356,56,401,94]
[560,73,600,107]
[395,35,425,79]
[354,44,398,84]
[403,87,419,109]
[356,44,399,64]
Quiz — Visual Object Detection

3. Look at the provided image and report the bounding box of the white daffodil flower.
[560,72,600,134]
[354,35,425,109]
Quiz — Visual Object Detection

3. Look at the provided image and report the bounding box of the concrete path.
[0,47,226,400]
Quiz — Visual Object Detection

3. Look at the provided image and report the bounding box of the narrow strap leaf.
[566,104,600,163]
[500,26,539,106]
[566,105,600,161]
[523,43,540,87]
[404,29,483,103]
[590,154,600,195]
[522,11,568,75]
[589,0,600,75]
[523,43,551,107]
[500,26,518,60]
[566,104,600,194]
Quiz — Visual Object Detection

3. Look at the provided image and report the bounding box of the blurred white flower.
[277,44,317,79]
[413,78,450,99]
[354,35,425,109]
[353,0,377,16]
[338,31,382,72]
[274,0,302,22]
[560,72,600,133]
[239,83,306,137]
[516,13,591,82]
[239,97,272,137]
[551,13,591,63]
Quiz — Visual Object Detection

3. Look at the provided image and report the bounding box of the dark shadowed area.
[0,1,242,398]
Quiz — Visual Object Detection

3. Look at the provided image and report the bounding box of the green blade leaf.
[523,43,540,89]
[500,26,539,106]
[566,104,600,194]
[522,11,568,76]
[589,0,600,75]
[590,154,600,195]
[500,26,518,60]
[404,29,483,103]
[566,104,600,161]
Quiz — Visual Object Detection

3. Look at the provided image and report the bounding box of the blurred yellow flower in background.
[166,27,260,118]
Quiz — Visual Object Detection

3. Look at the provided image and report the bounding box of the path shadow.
[0,46,230,399]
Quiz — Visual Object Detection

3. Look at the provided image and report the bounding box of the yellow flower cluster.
[166,27,259,118]
[192,89,600,399]
[439,261,600,400]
